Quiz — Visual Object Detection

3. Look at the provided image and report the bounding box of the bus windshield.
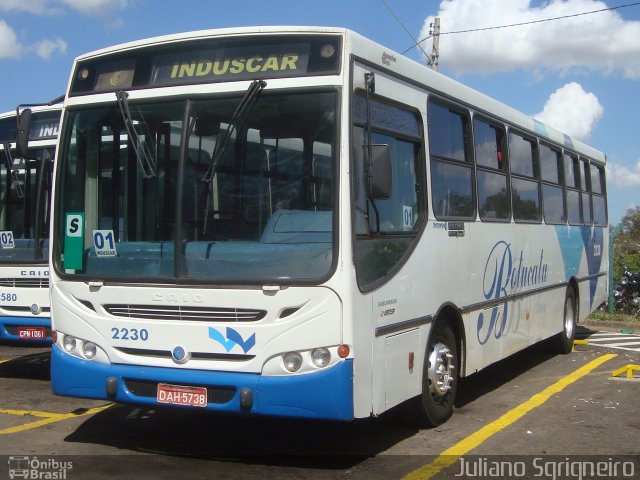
[55,89,336,283]
[0,146,53,262]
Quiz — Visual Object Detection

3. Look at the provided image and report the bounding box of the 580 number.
[0,293,17,302]
[111,327,149,341]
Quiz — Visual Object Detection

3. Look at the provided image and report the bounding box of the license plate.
[156,383,207,408]
[18,327,46,340]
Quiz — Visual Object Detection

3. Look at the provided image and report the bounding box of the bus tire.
[414,322,459,427]
[552,288,577,354]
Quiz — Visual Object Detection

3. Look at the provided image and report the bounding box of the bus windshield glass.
[55,89,336,283]
[0,146,53,262]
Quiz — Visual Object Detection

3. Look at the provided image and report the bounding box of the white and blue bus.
[48,27,607,425]
[0,103,61,343]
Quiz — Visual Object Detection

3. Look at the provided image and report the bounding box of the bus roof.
[69,26,604,164]
[0,102,62,121]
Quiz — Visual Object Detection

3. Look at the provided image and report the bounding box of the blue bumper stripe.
[51,345,354,421]
[0,316,52,343]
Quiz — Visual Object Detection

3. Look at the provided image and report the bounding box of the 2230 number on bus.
[157,383,207,407]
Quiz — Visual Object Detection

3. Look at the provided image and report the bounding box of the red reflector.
[52,331,58,343]
[337,344,350,358]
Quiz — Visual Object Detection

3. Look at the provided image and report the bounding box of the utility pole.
[430,17,440,71]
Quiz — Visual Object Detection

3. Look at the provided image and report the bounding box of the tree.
[613,206,640,279]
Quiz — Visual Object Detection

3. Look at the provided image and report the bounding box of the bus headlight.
[58,332,105,362]
[82,341,98,360]
[283,352,303,372]
[63,335,77,353]
[311,347,330,368]
[262,346,351,376]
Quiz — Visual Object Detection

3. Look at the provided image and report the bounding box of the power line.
[381,0,431,61]
[404,1,640,54]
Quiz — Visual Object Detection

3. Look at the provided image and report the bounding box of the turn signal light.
[337,344,350,358]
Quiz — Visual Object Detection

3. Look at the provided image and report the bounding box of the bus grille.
[115,346,255,362]
[103,304,266,322]
[0,278,49,288]
[2,306,51,314]
[124,379,236,404]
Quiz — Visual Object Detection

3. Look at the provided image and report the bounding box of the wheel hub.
[565,297,575,338]
[428,342,455,398]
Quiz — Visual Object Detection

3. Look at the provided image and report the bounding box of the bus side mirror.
[15,108,32,158]
[364,144,392,199]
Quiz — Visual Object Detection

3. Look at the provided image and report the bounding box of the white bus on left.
[0,103,61,343]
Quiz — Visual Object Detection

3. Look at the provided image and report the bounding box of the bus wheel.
[415,322,459,427]
[552,288,577,354]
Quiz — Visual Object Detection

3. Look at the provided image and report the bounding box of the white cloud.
[419,0,640,78]
[33,37,67,59]
[534,82,603,141]
[0,0,130,17]
[0,0,128,61]
[607,159,640,188]
[0,19,23,58]
[0,19,65,60]
[0,0,54,14]
[58,0,130,17]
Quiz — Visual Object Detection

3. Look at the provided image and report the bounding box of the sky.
[0,0,638,225]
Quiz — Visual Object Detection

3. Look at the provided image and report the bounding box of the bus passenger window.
[564,153,582,225]
[509,131,540,222]
[540,143,565,224]
[591,163,607,226]
[580,158,592,225]
[474,117,509,221]
[428,100,474,219]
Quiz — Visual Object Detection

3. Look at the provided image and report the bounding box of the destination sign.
[70,35,341,95]
[0,111,60,143]
[151,43,310,86]
[29,112,60,140]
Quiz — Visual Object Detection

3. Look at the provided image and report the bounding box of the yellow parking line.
[0,407,65,417]
[0,404,113,435]
[403,353,617,480]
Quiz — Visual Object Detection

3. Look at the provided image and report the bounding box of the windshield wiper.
[115,90,156,178]
[202,79,266,183]
[201,80,267,235]
[2,142,25,199]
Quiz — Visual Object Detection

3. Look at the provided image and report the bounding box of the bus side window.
[474,117,509,221]
[509,131,541,223]
[564,153,582,225]
[428,99,474,220]
[580,157,592,225]
[591,163,607,226]
[540,143,565,224]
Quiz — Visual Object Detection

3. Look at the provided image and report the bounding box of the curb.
[581,319,639,334]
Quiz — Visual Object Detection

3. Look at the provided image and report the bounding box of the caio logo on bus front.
[477,241,549,345]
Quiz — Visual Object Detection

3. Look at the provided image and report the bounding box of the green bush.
[613,206,640,280]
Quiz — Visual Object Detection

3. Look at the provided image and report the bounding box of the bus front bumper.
[0,316,52,343]
[51,344,354,421]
